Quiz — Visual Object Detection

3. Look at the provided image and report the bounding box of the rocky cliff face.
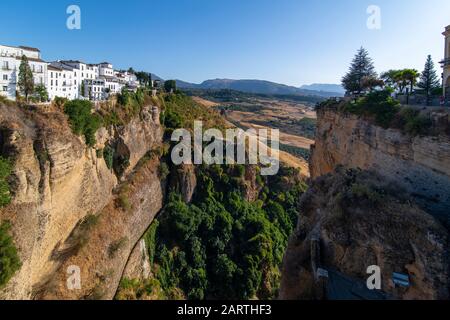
[281,105,450,300]
[0,103,163,299]
[310,105,450,225]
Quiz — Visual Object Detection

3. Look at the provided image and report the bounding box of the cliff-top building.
[442,25,450,104]
[1,43,140,102]
[0,44,47,100]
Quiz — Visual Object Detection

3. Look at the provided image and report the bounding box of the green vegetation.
[115,277,166,300]
[152,165,306,300]
[381,69,420,94]
[0,221,21,289]
[161,93,228,132]
[279,144,311,161]
[342,89,401,128]
[34,84,49,102]
[18,55,34,101]
[341,47,377,94]
[393,107,432,136]
[103,145,115,170]
[64,100,102,147]
[164,80,177,93]
[144,220,159,265]
[182,89,325,105]
[0,157,12,208]
[291,117,317,140]
[336,90,433,136]
[117,88,145,117]
[417,55,441,106]
[158,162,170,180]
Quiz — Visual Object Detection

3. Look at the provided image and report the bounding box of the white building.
[103,76,123,95]
[1,44,141,103]
[84,78,106,101]
[0,44,47,100]
[442,25,450,104]
[98,62,114,78]
[47,62,78,100]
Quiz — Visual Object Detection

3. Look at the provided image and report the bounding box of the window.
[2,86,7,92]
[3,75,7,81]
[2,61,9,69]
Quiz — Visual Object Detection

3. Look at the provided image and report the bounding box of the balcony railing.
[440,58,450,67]
[1,66,11,71]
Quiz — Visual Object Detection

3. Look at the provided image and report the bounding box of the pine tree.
[417,55,441,106]
[18,55,34,101]
[342,47,377,95]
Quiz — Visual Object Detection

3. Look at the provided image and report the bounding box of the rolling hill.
[175,79,344,97]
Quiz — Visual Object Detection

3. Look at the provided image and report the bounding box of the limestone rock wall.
[0,104,163,299]
[310,107,450,224]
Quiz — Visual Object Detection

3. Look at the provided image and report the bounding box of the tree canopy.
[417,55,441,105]
[18,55,34,101]
[342,47,377,94]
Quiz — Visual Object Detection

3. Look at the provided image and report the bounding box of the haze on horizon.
[0,0,449,87]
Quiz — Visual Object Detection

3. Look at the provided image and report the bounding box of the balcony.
[440,58,450,67]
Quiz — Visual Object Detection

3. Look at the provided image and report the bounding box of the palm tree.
[402,69,420,94]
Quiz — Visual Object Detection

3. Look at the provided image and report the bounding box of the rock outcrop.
[310,105,450,225]
[0,104,163,299]
[281,104,450,300]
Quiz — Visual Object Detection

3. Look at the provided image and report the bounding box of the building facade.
[0,45,47,100]
[84,79,106,101]
[442,25,450,105]
[1,44,142,102]
[47,62,78,100]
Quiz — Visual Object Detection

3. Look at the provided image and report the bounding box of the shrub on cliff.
[64,100,102,147]
[0,221,21,289]
[343,89,400,128]
[0,157,12,208]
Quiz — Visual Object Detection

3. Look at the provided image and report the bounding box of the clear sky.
[1,0,449,86]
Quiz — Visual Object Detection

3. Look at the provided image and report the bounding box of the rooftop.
[18,46,40,52]
[15,56,46,63]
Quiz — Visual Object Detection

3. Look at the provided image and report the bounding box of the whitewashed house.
[98,62,114,78]
[0,44,47,100]
[47,62,78,100]
[84,78,106,101]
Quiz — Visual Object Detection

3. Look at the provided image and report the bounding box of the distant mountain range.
[299,83,345,94]
[175,79,344,97]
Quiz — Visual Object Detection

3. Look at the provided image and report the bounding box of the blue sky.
[1,0,449,86]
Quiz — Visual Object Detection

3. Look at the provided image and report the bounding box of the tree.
[402,69,420,94]
[380,70,400,89]
[135,71,150,87]
[18,55,34,101]
[342,47,377,95]
[417,55,441,105]
[361,76,384,92]
[0,221,21,289]
[164,80,177,93]
[34,84,48,102]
